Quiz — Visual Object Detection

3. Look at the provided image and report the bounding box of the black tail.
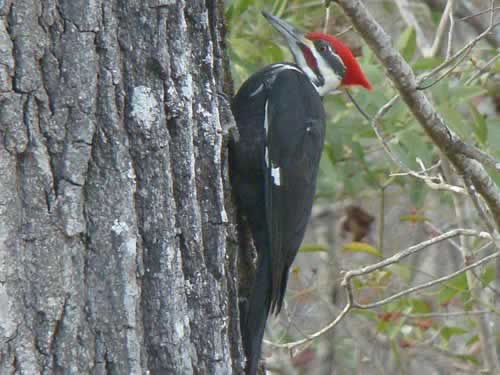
[240,250,272,375]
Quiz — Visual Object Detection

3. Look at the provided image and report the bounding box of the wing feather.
[264,68,325,313]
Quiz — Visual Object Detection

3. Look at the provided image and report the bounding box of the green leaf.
[388,307,412,339]
[407,298,432,314]
[493,59,500,73]
[225,0,253,23]
[447,273,468,290]
[399,214,429,223]
[388,264,412,283]
[486,117,500,158]
[442,326,468,339]
[467,103,487,144]
[437,273,468,305]
[465,334,479,347]
[480,265,495,287]
[449,86,487,102]
[412,57,444,71]
[409,179,426,208]
[454,354,480,365]
[351,141,365,160]
[375,270,393,286]
[323,142,339,166]
[342,242,382,257]
[351,309,378,322]
[299,243,328,253]
[352,277,364,291]
[439,104,469,139]
[441,326,467,345]
[396,26,417,61]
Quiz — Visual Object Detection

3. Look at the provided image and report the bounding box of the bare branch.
[430,0,454,57]
[465,176,498,236]
[459,6,500,21]
[390,158,467,194]
[404,310,498,318]
[465,51,500,85]
[446,0,455,60]
[323,0,331,34]
[335,25,353,37]
[342,229,491,280]
[334,0,500,230]
[417,0,497,88]
[451,139,500,171]
[349,250,500,310]
[394,0,432,55]
[265,297,352,349]
[367,95,405,171]
[265,229,495,350]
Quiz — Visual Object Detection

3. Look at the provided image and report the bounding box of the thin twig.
[265,229,493,350]
[335,25,353,37]
[403,310,497,318]
[417,0,497,88]
[424,221,464,252]
[344,88,372,121]
[465,175,498,236]
[369,95,404,167]
[350,250,500,310]
[430,0,453,57]
[417,45,472,89]
[323,0,331,34]
[465,52,500,85]
[446,0,455,60]
[364,95,467,193]
[394,0,432,54]
[390,158,466,194]
[266,297,352,349]
[459,6,500,21]
[342,229,491,280]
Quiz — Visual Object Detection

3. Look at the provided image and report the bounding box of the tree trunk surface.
[0,0,242,373]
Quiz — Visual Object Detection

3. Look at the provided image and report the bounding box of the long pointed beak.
[262,11,309,48]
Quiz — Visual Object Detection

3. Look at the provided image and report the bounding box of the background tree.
[227,0,500,373]
[0,0,243,373]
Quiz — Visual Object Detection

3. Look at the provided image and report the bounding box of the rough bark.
[0,0,242,374]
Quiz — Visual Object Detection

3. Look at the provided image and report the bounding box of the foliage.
[226,0,499,373]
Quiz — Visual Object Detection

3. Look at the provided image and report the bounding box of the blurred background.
[225,0,500,373]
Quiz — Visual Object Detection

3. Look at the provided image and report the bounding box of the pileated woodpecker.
[230,12,371,374]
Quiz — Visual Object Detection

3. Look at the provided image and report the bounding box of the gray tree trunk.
[0,0,242,373]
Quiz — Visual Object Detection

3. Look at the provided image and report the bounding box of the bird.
[230,11,371,374]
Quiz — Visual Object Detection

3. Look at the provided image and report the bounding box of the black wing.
[231,63,326,374]
[264,68,325,312]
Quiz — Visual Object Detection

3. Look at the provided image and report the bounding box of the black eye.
[319,45,327,52]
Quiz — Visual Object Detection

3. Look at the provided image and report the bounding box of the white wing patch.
[264,98,281,186]
[264,100,269,136]
[264,99,270,167]
[271,167,281,186]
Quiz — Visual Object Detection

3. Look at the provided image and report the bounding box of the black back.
[230,63,325,374]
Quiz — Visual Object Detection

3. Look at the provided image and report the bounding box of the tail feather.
[240,251,272,375]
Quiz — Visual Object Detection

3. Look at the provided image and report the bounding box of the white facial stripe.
[287,46,320,92]
[309,47,342,96]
